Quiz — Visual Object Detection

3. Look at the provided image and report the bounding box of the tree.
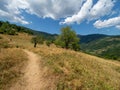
[31,36,44,48]
[0,21,9,34]
[0,21,3,27]
[55,26,80,51]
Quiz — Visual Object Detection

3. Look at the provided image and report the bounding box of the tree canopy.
[31,36,44,48]
[55,26,80,51]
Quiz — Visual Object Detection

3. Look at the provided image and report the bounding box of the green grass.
[81,36,120,60]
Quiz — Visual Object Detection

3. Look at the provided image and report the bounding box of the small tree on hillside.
[31,36,44,48]
[55,26,80,51]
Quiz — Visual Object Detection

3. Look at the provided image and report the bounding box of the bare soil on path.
[9,50,55,90]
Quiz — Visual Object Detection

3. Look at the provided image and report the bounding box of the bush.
[31,35,44,48]
[6,30,17,35]
[46,40,52,47]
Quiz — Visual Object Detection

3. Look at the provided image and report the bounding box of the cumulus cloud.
[60,0,93,24]
[0,0,119,30]
[25,0,84,19]
[89,0,114,20]
[94,16,120,28]
[61,0,115,24]
[0,9,29,24]
[0,0,29,24]
[0,0,84,24]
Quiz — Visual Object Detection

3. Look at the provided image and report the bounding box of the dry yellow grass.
[0,33,33,48]
[30,45,120,90]
[1,33,120,90]
[0,48,28,90]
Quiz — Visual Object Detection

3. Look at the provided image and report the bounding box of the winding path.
[9,50,54,90]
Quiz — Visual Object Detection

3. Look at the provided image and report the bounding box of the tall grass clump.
[0,48,28,89]
[0,36,2,39]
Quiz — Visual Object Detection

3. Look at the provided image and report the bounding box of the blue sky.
[0,0,120,35]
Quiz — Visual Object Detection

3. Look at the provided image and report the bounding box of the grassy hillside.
[0,33,33,48]
[0,34,28,89]
[0,48,28,89]
[81,36,120,60]
[1,33,120,90]
[30,45,120,90]
[0,21,120,89]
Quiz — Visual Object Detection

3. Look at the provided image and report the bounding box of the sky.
[0,0,120,35]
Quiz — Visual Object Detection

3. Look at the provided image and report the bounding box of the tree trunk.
[65,42,69,49]
[34,43,37,48]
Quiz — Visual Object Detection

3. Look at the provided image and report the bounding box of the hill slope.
[81,35,120,60]
[30,45,120,90]
[0,33,120,90]
[78,34,108,43]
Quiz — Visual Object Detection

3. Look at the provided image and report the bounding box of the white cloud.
[89,0,114,20]
[94,16,120,28]
[0,0,119,30]
[60,0,93,24]
[26,0,84,19]
[0,0,29,24]
[61,0,115,24]
[0,0,84,24]
[116,25,120,29]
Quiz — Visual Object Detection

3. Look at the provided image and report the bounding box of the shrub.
[46,40,52,47]
[31,35,44,48]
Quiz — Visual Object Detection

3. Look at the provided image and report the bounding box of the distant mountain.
[78,34,108,43]
[80,35,120,60]
[31,30,57,41]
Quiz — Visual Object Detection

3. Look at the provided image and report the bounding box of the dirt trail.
[9,50,55,90]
